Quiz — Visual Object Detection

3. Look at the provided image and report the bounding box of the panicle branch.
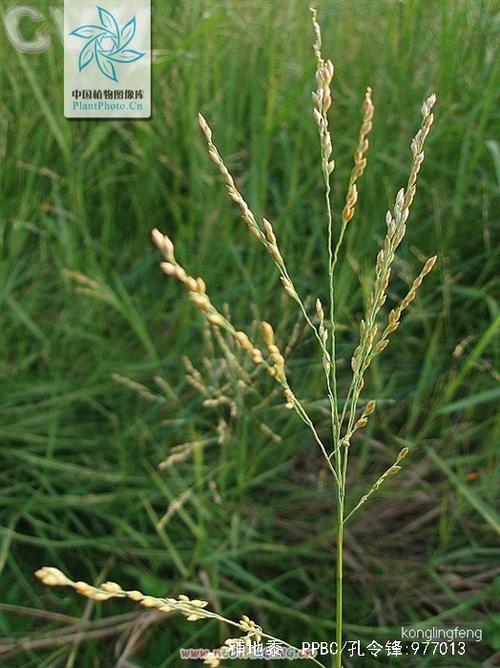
[343,447,410,523]
[311,7,335,178]
[344,93,437,440]
[197,113,336,412]
[310,7,342,458]
[152,229,338,483]
[375,255,437,355]
[331,87,374,278]
[197,113,264,242]
[35,567,326,668]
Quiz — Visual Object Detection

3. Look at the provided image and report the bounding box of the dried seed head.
[88,591,115,601]
[351,346,361,372]
[35,567,72,587]
[235,330,251,350]
[128,590,143,601]
[281,276,298,300]
[347,183,358,208]
[421,93,437,119]
[397,446,410,462]
[313,107,322,126]
[207,313,225,328]
[273,362,286,382]
[252,349,264,365]
[269,244,283,263]
[350,87,374,184]
[239,615,261,638]
[141,596,160,608]
[316,298,326,339]
[364,400,376,417]
[363,86,374,116]
[159,261,177,276]
[191,599,209,608]
[261,321,275,346]
[354,417,368,430]
[263,218,277,245]
[395,188,405,210]
[101,581,122,593]
[151,229,175,262]
[190,292,211,311]
[74,581,88,592]
[375,339,389,354]
[196,277,207,294]
[310,6,321,50]
[422,255,437,276]
[185,277,199,293]
[284,388,295,408]
[177,266,188,281]
[388,308,399,325]
[197,112,212,141]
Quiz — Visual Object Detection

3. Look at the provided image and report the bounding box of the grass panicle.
[35,568,325,667]
[36,8,439,667]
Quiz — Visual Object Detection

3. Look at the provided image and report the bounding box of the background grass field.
[0,0,499,666]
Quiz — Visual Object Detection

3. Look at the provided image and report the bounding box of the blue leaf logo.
[97,6,118,34]
[120,17,136,49]
[79,40,95,72]
[70,6,145,83]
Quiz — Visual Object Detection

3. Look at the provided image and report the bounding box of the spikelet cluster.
[405,94,436,210]
[35,567,209,619]
[151,228,266,368]
[377,255,437,353]
[198,113,264,243]
[35,567,265,638]
[203,622,263,667]
[35,567,267,668]
[341,88,374,229]
[152,229,309,419]
[352,89,374,180]
[181,316,286,446]
[352,399,376,436]
[262,321,286,383]
[198,115,303,310]
[350,93,437,381]
[311,7,335,176]
[344,447,410,523]
[62,270,115,306]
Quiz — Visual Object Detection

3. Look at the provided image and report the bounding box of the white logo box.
[64,0,151,119]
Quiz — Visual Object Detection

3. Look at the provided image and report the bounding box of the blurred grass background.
[0,0,499,666]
